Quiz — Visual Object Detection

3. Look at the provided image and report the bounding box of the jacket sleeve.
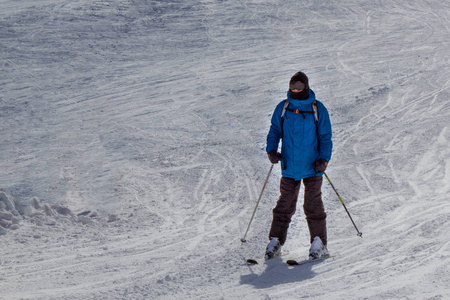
[317,102,333,162]
[266,103,283,154]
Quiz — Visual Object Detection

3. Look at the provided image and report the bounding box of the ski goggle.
[289,81,306,91]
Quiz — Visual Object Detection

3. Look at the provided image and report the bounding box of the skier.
[265,71,333,260]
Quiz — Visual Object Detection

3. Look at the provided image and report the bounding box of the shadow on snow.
[240,257,321,289]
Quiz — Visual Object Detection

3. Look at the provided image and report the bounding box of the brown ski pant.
[269,176,327,246]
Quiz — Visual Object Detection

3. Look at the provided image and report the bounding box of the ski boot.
[309,236,329,260]
[265,237,282,260]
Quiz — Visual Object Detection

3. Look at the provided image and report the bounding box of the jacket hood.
[286,89,316,106]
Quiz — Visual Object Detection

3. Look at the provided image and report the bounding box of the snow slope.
[1,0,450,299]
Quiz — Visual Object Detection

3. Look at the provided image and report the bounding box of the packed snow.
[1,0,450,299]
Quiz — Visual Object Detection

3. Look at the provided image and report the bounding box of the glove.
[313,159,328,173]
[268,151,282,164]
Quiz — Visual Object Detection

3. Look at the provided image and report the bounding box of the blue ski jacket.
[266,90,333,180]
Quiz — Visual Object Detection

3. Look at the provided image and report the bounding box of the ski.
[246,251,290,265]
[286,255,333,266]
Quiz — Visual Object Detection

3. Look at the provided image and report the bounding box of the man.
[265,71,333,260]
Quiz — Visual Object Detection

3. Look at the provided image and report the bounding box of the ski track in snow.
[1,0,450,299]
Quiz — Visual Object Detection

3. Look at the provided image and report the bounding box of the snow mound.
[0,190,116,235]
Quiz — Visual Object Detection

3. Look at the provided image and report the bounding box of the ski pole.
[323,171,363,238]
[241,164,274,243]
